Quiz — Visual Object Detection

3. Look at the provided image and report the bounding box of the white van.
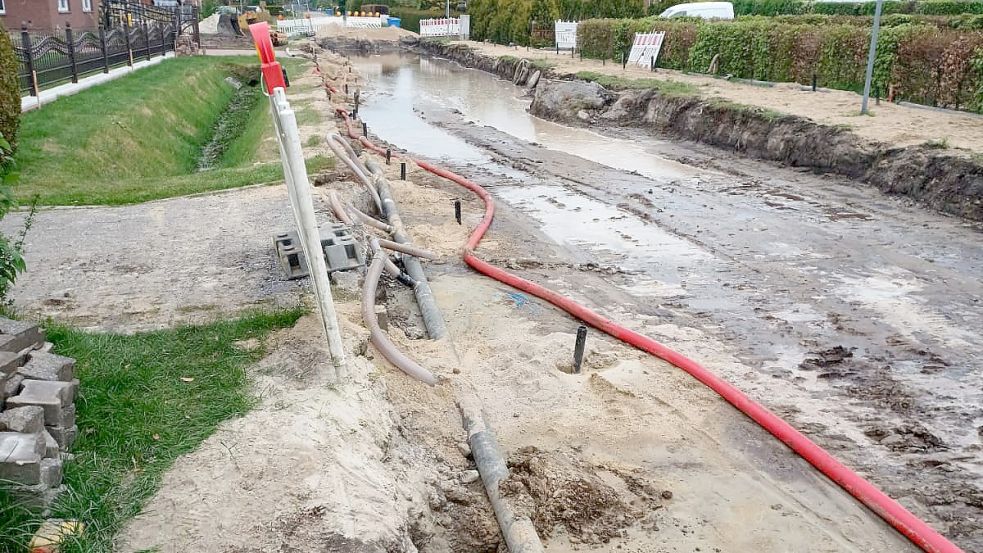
[660,1,735,19]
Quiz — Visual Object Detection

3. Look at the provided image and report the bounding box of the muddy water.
[349,51,983,551]
[353,53,698,181]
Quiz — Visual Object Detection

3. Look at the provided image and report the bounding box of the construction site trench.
[5,39,981,553]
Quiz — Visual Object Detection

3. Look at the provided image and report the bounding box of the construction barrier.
[276,15,387,35]
[419,15,470,39]
[627,32,666,68]
[555,20,578,50]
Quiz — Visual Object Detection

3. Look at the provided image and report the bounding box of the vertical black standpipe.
[386,148,392,164]
[812,73,817,92]
[650,55,655,72]
[362,122,368,136]
[454,199,462,225]
[573,325,588,373]
[400,162,406,180]
[344,83,349,95]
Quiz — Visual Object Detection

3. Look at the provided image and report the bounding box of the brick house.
[1,0,104,31]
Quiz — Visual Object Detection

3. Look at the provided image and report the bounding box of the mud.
[420,40,983,222]
[347,49,982,550]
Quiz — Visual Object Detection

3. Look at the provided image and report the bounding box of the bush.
[470,0,643,43]
[0,24,19,151]
[732,0,983,16]
[575,16,983,112]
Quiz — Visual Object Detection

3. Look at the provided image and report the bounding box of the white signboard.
[627,32,665,67]
[419,15,470,39]
[554,20,577,50]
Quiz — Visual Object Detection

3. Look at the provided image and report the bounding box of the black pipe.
[454,199,462,225]
[573,325,587,373]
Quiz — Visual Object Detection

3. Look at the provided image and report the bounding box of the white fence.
[276,15,386,35]
[627,32,666,67]
[555,20,577,50]
[419,15,470,39]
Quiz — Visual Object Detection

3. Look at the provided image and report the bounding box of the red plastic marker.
[249,22,286,94]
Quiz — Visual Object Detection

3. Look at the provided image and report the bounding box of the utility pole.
[860,0,884,115]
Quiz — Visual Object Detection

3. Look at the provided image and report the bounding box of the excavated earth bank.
[417,40,983,223]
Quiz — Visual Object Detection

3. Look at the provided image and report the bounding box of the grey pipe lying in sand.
[366,158,448,340]
[327,134,384,213]
[377,238,436,260]
[459,396,546,553]
[362,239,437,385]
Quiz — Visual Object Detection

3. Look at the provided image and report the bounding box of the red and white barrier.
[627,32,666,67]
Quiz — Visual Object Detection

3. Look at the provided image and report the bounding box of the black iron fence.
[13,1,199,96]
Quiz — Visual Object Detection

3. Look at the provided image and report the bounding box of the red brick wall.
[1,0,102,32]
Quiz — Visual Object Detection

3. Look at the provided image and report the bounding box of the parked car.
[660,1,734,19]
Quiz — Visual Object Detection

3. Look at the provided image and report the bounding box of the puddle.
[350,53,698,181]
[499,184,714,282]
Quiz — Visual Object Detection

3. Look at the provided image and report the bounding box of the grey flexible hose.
[362,239,438,385]
[367,158,448,340]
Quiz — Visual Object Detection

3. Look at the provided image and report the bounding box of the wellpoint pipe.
[336,109,965,553]
[362,240,438,385]
[459,396,546,553]
[327,136,384,213]
[349,202,395,233]
[365,158,448,340]
[327,190,355,226]
[377,238,437,260]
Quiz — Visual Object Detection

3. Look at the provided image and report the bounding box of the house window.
[58,0,70,13]
[0,0,6,14]
[82,0,91,11]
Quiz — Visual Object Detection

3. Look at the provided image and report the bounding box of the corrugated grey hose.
[366,158,448,340]
[459,396,546,553]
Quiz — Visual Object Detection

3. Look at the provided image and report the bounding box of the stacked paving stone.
[0,317,77,507]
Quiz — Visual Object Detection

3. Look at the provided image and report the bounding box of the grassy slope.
[0,309,305,552]
[13,57,327,206]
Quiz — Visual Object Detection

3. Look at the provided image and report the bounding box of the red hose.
[334,109,963,553]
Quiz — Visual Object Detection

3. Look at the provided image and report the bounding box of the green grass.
[0,309,305,552]
[575,71,701,96]
[28,156,333,206]
[12,56,324,206]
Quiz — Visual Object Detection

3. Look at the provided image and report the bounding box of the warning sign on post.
[627,32,666,67]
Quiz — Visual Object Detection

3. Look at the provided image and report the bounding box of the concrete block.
[0,406,45,434]
[19,352,75,382]
[6,380,74,425]
[0,432,44,485]
[273,223,365,280]
[42,430,59,459]
[46,425,77,450]
[0,351,21,376]
[45,404,75,429]
[0,318,44,353]
[7,482,63,509]
[3,373,24,400]
[39,458,63,489]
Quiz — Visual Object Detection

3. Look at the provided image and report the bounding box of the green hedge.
[469,0,645,45]
[577,17,983,112]
[0,23,19,150]
[731,0,983,16]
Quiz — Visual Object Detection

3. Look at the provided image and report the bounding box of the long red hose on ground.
[335,109,962,553]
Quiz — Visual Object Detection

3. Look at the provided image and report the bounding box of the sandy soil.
[457,41,983,153]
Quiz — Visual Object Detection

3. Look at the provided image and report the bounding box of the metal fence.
[12,0,200,96]
[14,23,175,95]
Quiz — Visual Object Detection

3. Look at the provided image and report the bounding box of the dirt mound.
[501,447,662,544]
